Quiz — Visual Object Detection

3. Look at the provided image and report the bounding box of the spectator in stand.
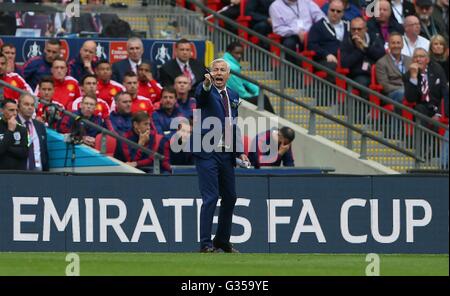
[114,111,171,173]
[248,126,295,168]
[222,42,275,113]
[340,17,385,100]
[376,32,412,105]
[322,0,361,21]
[17,93,49,171]
[95,60,125,107]
[309,0,350,73]
[106,91,133,135]
[219,0,241,34]
[402,15,430,57]
[35,77,65,129]
[1,43,22,74]
[0,54,32,101]
[389,0,416,24]
[173,75,197,119]
[415,0,449,42]
[152,86,185,141]
[403,47,448,125]
[269,0,325,63]
[158,38,207,96]
[22,39,61,90]
[169,119,194,166]
[429,34,449,82]
[137,62,163,103]
[112,37,151,84]
[0,99,28,170]
[68,40,98,82]
[70,74,110,120]
[246,0,275,49]
[111,71,154,116]
[69,0,120,34]
[58,95,106,148]
[433,0,449,34]
[367,0,404,46]
[34,58,81,109]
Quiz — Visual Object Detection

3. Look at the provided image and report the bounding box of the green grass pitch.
[0,253,447,276]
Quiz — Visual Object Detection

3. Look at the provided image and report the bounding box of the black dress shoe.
[199,246,216,253]
[212,239,240,253]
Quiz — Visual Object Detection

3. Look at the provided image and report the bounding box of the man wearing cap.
[414,0,448,42]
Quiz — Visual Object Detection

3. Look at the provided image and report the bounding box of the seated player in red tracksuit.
[114,111,171,173]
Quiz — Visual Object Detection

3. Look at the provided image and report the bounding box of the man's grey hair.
[127,37,143,48]
[209,58,230,73]
[18,93,35,104]
[413,47,429,57]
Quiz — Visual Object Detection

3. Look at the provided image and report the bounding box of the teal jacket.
[222,52,260,99]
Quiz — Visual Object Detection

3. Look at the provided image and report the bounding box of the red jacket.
[35,76,81,109]
[137,80,163,103]
[97,79,125,107]
[0,72,32,100]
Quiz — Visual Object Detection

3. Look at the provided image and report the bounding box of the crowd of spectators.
[1,0,449,172]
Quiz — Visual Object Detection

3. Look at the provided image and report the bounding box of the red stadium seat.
[368,65,395,120]
[95,134,117,157]
[402,99,416,136]
[336,49,350,103]
[237,0,252,40]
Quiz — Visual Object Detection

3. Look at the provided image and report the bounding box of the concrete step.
[242,70,273,80]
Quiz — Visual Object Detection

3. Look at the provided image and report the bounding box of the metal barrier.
[0,79,164,174]
[182,0,448,172]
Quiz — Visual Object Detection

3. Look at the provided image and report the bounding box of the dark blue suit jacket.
[17,117,49,171]
[192,83,243,160]
[111,58,152,84]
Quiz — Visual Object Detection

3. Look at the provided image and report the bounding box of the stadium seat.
[95,133,117,157]
[402,99,416,136]
[236,0,252,41]
[368,64,395,120]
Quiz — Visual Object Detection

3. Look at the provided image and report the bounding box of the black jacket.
[111,58,152,84]
[17,117,50,171]
[367,16,404,42]
[308,18,350,60]
[0,119,28,170]
[403,61,449,113]
[246,0,274,25]
[340,32,386,78]
[158,58,207,97]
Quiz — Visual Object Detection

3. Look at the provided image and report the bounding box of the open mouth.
[215,77,224,82]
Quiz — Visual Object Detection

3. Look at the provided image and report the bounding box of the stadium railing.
[176,0,448,172]
[0,79,165,174]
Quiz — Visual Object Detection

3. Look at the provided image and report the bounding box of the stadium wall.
[238,101,400,175]
[0,173,447,253]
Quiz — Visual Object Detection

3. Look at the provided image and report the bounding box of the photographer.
[58,95,106,147]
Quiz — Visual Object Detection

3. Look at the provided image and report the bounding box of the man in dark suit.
[341,17,386,100]
[0,99,28,170]
[366,0,404,44]
[17,93,49,171]
[403,47,449,124]
[112,37,151,84]
[309,0,350,73]
[158,38,207,97]
[193,58,249,253]
[62,0,119,35]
